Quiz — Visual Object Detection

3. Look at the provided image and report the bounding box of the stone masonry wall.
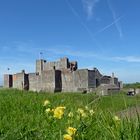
[36,60,46,74]
[28,73,39,92]
[40,70,56,92]
[13,73,28,90]
[88,70,96,88]
[44,58,69,70]
[73,69,88,92]
[61,70,74,92]
[4,74,13,88]
[3,57,121,94]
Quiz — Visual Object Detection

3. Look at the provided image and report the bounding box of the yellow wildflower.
[77,108,84,114]
[63,134,72,140]
[68,112,74,118]
[114,116,120,121]
[43,100,50,106]
[81,112,87,117]
[66,127,77,136]
[85,106,89,110]
[77,108,86,117]
[89,109,95,115]
[45,108,51,113]
[53,106,66,119]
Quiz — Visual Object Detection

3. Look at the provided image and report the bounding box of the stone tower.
[36,59,46,75]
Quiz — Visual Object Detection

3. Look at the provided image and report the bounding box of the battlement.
[36,57,78,74]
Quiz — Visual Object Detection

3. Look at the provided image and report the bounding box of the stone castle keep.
[4,57,123,95]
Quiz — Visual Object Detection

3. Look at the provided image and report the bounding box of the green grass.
[0,89,140,140]
[123,82,140,89]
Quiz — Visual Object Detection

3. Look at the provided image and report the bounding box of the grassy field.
[0,89,140,140]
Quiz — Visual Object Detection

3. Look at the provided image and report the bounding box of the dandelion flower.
[43,100,50,106]
[77,108,86,117]
[114,116,120,121]
[66,127,77,136]
[53,106,66,119]
[68,112,74,118]
[63,134,72,140]
[81,112,87,117]
[77,108,84,114]
[89,109,95,115]
[45,108,51,113]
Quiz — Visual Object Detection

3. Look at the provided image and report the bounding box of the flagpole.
[39,52,43,59]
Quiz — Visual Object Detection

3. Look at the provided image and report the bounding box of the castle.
[4,57,123,95]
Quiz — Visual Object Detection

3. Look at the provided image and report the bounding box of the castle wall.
[13,72,28,90]
[36,59,46,74]
[73,69,88,92]
[61,69,97,93]
[4,74,13,88]
[28,73,39,92]
[114,77,118,85]
[44,61,56,70]
[29,70,62,92]
[37,57,77,72]
[36,70,56,92]
[93,68,102,79]
[93,68,102,87]
[100,76,111,84]
[3,57,121,94]
[61,70,74,92]
[96,84,120,95]
[118,81,123,89]
[88,70,96,88]
[44,57,69,70]
[100,76,119,87]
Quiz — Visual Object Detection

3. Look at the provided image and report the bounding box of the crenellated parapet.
[36,57,77,74]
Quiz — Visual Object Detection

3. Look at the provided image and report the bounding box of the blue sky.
[0,0,140,84]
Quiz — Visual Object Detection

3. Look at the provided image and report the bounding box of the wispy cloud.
[2,42,139,64]
[47,46,140,63]
[107,0,123,38]
[82,0,100,20]
[1,41,44,58]
[113,56,140,63]
[65,0,103,51]
[47,46,98,58]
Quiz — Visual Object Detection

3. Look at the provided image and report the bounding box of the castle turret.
[36,59,46,75]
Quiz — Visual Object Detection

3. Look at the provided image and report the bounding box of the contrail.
[94,15,123,36]
[107,0,123,38]
[65,0,103,51]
